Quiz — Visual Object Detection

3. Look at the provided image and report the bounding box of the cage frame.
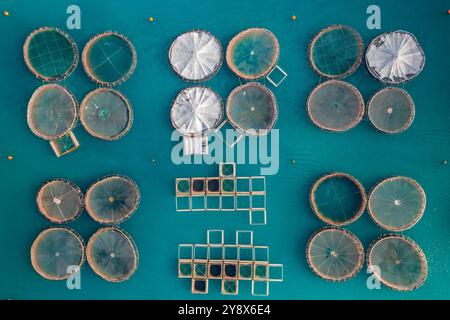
[168,29,223,82]
[367,87,415,134]
[36,178,84,223]
[366,234,428,291]
[30,226,85,281]
[27,83,79,141]
[82,30,137,87]
[226,28,280,80]
[306,226,364,282]
[23,26,79,82]
[306,80,365,132]
[86,226,139,282]
[79,87,133,141]
[367,176,426,232]
[308,24,363,79]
[85,174,141,225]
[310,172,367,226]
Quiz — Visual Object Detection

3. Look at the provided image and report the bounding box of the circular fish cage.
[31,227,85,280]
[308,25,363,79]
[87,227,138,282]
[169,30,222,82]
[171,86,223,137]
[80,88,133,141]
[306,227,364,282]
[27,84,78,140]
[82,31,137,86]
[368,176,426,232]
[367,234,428,291]
[310,172,366,226]
[367,87,415,134]
[366,31,425,84]
[37,179,83,223]
[226,82,278,136]
[226,28,279,80]
[23,26,78,82]
[85,175,140,224]
[307,80,364,132]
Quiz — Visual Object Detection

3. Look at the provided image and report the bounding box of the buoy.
[148,16,154,22]
[7,155,13,160]
[290,159,296,164]
[447,9,450,15]
[3,10,9,16]
[443,160,448,165]
[291,15,297,21]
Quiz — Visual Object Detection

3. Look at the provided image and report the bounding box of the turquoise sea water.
[0,0,449,299]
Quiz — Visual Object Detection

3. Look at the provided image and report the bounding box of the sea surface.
[0,0,449,299]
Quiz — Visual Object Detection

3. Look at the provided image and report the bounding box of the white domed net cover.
[366,31,425,84]
[310,172,366,226]
[31,227,85,280]
[23,27,78,82]
[171,87,223,136]
[306,227,364,282]
[87,227,138,282]
[82,31,137,86]
[226,28,279,80]
[85,175,140,224]
[169,30,222,81]
[368,176,426,231]
[226,82,278,136]
[37,179,83,223]
[80,88,133,141]
[307,80,364,132]
[27,84,78,140]
[368,87,415,134]
[367,235,428,291]
[308,25,363,79]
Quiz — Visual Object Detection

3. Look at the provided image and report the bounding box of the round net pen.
[87,227,138,282]
[307,80,364,132]
[171,86,223,136]
[306,227,364,282]
[82,31,137,87]
[367,87,415,134]
[368,176,426,232]
[36,179,83,223]
[226,28,279,80]
[27,84,78,140]
[226,82,278,136]
[23,26,78,82]
[367,234,428,291]
[80,88,133,141]
[366,31,425,84]
[310,172,366,226]
[85,175,140,224]
[31,227,85,280]
[308,25,363,79]
[169,30,222,82]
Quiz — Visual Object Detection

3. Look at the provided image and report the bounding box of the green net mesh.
[87,227,138,282]
[37,179,83,223]
[368,87,415,134]
[24,27,78,81]
[307,80,364,132]
[27,84,78,140]
[308,25,363,79]
[80,88,133,140]
[226,28,279,80]
[85,175,140,224]
[368,235,428,291]
[368,176,426,231]
[226,82,278,136]
[82,32,136,86]
[310,173,366,226]
[31,227,84,280]
[306,227,364,282]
